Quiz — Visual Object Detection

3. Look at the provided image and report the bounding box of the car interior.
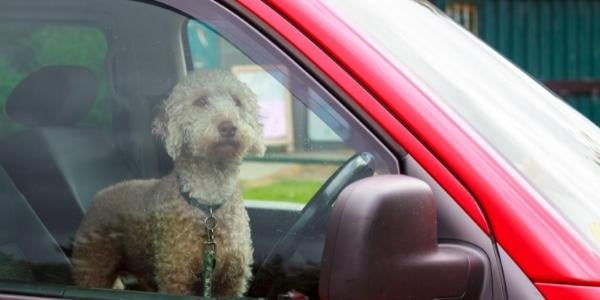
[0,0,538,299]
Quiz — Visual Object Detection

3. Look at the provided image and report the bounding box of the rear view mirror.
[320,175,488,300]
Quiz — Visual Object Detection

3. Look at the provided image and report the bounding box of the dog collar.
[179,190,224,215]
[176,173,224,215]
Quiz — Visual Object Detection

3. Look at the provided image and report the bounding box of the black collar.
[176,173,224,215]
[179,190,223,215]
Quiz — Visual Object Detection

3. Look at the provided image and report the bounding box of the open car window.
[0,0,397,299]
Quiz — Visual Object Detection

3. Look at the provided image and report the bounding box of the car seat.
[0,65,136,252]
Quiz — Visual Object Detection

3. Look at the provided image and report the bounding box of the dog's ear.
[248,122,266,157]
[152,109,167,137]
[152,109,183,160]
[240,82,266,157]
[249,139,266,157]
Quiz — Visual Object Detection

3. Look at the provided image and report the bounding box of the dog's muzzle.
[218,121,237,138]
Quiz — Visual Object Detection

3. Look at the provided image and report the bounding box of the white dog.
[72,69,265,297]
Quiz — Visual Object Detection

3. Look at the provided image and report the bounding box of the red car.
[0,0,598,299]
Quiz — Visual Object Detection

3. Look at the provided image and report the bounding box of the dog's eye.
[233,97,242,107]
[194,96,208,108]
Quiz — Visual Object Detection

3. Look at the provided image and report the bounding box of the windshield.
[323,0,600,250]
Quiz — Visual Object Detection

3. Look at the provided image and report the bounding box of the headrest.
[7,65,98,127]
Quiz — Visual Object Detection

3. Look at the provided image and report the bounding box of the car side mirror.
[320,175,488,300]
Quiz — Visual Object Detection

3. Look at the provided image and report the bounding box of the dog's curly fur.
[71,69,265,296]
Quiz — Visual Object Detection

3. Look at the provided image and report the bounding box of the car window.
[0,1,397,299]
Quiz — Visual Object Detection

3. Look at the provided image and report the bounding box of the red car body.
[237,1,600,299]
[1,0,597,299]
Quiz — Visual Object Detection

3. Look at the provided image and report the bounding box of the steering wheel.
[252,152,375,296]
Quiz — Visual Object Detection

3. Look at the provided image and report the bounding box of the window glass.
[0,1,396,299]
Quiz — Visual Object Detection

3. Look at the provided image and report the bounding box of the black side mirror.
[320,175,488,300]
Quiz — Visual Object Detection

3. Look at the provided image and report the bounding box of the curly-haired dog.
[71,69,265,296]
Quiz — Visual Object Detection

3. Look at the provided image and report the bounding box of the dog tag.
[205,215,217,230]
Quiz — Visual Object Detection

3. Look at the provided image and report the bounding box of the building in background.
[188,21,346,152]
[431,0,600,124]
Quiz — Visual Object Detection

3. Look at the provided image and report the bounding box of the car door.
[0,0,397,299]
[0,0,551,299]
[229,1,549,299]
[247,1,600,299]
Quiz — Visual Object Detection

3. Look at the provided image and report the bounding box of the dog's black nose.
[218,121,237,138]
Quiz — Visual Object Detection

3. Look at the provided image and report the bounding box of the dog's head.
[153,69,265,161]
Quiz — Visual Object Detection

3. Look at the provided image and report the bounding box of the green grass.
[243,179,323,204]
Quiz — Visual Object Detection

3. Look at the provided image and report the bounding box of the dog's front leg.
[152,211,203,295]
[213,250,252,297]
